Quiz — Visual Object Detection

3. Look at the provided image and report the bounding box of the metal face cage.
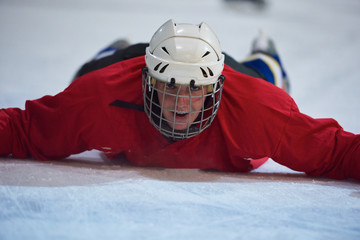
[142,67,225,141]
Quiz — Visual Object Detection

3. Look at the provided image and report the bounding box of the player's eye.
[190,85,200,91]
[166,83,176,89]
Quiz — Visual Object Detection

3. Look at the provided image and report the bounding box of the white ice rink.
[1,0,360,239]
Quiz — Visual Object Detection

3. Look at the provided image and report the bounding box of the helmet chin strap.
[157,121,201,142]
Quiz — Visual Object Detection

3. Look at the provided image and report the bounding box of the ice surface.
[1,0,360,239]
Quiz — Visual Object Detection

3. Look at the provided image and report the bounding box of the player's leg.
[224,30,290,93]
[242,30,290,93]
[72,40,149,80]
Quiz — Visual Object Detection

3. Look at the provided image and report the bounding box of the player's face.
[156,82,208,130]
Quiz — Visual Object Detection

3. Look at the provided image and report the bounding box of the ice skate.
[94,39,130,60]
[251,29,278,56]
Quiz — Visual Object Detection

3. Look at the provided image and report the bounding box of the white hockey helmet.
[145,19,224,86]
[142,19,225,141]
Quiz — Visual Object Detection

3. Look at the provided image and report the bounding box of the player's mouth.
[171,110,190,120]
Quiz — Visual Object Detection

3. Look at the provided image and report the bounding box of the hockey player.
[0,20,359,180]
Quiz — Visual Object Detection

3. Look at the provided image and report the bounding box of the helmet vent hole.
[159,64,169,73]
[200,67,208,78]
[207,67,214,76]
[154,62,162,71]
[162,47,170,55]
[202,51,210,58]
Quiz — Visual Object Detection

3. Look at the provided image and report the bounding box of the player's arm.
[272,100,360,180]
[0,76,103,160]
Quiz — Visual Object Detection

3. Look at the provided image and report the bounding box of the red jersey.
[1,56,359,180]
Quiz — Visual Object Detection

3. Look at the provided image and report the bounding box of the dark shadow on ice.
[1,154,359,189]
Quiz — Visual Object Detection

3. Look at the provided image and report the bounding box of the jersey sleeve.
[272,100,360,180]
[0,56,146,161]
[0,76,105,160]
